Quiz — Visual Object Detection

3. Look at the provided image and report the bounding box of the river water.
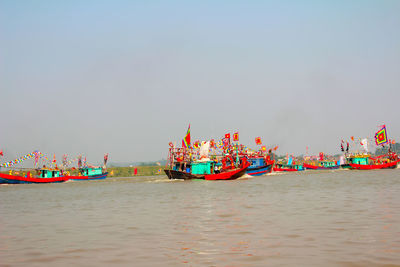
[1,170,400,266]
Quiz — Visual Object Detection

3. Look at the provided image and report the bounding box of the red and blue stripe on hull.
[68,172,108,181]
[246,164,273,176]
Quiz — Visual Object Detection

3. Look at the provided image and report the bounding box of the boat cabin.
[191,161,215,175]
[276,163,304,171]
[80,167,103,176]
[248,157,265,168]
[39,169,61,178]
[320,161,338,168]
[172,162,192,173]
[347,155,369,165]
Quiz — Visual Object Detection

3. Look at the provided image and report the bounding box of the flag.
[351,136,354,141]
[261,146,266,151]
[53,154,56,163]
[375,125,388,146]
[255,137,262,145]
[225,133,231,140]
[319,152,324,161]
[273,146,279,151]
[182,124,191,148]
[193,140,200,149]
[233,132,239,141]
[0,149,3,157]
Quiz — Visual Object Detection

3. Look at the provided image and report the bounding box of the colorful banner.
[182,124,191,148]
[1,151,39,167]
[375,125,388,146]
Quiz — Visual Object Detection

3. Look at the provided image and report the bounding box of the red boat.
[0,171,69,184]
[204,161,250,180]
[349,159,400,170]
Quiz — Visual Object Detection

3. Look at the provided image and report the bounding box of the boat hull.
[303,163,340,170]
[273,167,300,172]
[246,164,273,176]
[204,163,249,180]
[0,173,69,184]
[67,172,108,181]
[164,169,204,180]
[340,164,351,169]
[349,159,400,170]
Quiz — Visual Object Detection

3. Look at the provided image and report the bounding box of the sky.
[1,0,399,164]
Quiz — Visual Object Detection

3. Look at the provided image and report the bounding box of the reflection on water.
[1,170,400,266]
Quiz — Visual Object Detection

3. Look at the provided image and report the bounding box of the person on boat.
[214,164,220,174]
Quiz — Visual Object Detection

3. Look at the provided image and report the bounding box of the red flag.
[53,154,56,163]
[255,137,262,145]
[261,145,266,151]
[0,149,3,157]
[233,132,239,141]
[273,146,279,151]
[225,133,231,140]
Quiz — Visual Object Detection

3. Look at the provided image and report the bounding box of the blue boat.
[246,157,274,176]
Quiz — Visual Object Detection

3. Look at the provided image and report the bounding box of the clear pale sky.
[1,1,399,163]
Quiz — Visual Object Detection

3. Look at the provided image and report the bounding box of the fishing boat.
[165,158,250,180]
[348,153,400,170]
[66,167,108,180]
[246,157,274,176]
[0,169,69,184]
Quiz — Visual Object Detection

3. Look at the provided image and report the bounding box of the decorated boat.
[165,155,250,180]
[0,169,69,184]
[273,163,305,172]
[246,157,274,176]
[348,153,400,170]
[164,136,250,180]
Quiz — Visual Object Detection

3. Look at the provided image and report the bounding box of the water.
[1,170,400,266]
